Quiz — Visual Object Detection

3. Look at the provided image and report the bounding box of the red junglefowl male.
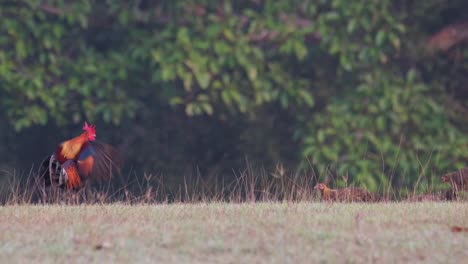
[314,183,374,202]
[38,122,121,190]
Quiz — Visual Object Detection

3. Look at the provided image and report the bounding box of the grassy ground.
[1,202,467,263]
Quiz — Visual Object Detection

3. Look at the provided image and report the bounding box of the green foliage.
[1,0,468,192]
[0,1,138,130]
[303,69,468,190]
[298,0,468,190]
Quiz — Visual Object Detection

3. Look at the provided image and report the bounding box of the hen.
[314,183,374,202]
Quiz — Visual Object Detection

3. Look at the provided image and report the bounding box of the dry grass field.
[1,202,467,263]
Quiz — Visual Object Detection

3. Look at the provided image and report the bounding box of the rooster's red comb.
[83,121,96,132]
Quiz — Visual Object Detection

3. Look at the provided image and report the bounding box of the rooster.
[38,122,122,190]
[314,183,374,202]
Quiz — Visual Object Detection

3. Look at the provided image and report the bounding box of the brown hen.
[442,168,468,192]
[314,183,374,202]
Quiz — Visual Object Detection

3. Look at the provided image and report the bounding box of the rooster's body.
[38,122,121,190]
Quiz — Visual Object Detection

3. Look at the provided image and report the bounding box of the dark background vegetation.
[1,0,468,194]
